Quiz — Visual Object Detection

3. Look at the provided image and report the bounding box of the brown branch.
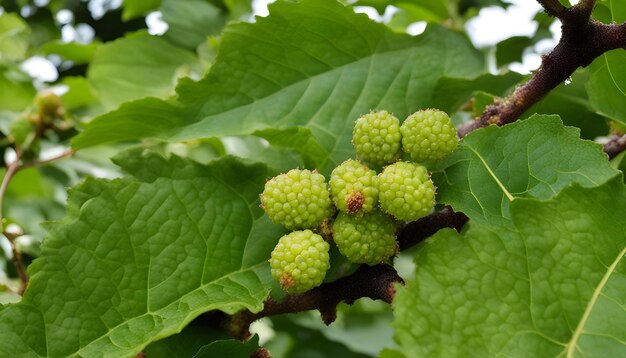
[4,231,28,294]
[0,151,29,292]
[19,148,74,171]
[0,151,21,232]
[0,148,73,294]
[398,206,468,251]
[604,134,626,159]
[458,6,626,137]
[224,207,468,340]
[225,264,403,340]
[536,0,566,18]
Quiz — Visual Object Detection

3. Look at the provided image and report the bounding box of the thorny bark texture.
[458,0,626,138]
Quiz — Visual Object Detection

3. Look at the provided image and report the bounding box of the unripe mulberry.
[400,109,458,162]
[378,161,435,221]
[352,110,402,166]
[269,230,330,293]
[332,210,398,265]
[329,159,378,215]
[260,169,333,230]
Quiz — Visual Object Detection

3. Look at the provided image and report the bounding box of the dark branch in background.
[224,207,467,340]
[604,134,626,160]
[458,0,626,138]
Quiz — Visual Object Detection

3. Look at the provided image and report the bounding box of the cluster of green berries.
[261,108,458,293]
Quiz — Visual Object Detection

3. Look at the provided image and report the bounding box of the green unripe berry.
[260,169,333,230]
[352,110,402,166]
[332,210,398,265]
[269,230,330,293]
[329,159,378,215]
[36,91,63,121]
[378,161,435,221]
[400,109,458,162]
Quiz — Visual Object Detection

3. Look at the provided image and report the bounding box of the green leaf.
[60,76,100,112]
[0,13,30,62]
[122,0,162,21]
[495,36,531,68]
[253,127,329,170]
[73,0,485,172]
[40,40,101,64]
[269,316,371,358]
[587,50,626,125]
[144,324,230,358]
[161,0,226,50]
[525,69,609,139]
[0,150,282,357]
[433,115,619,225]
[193,336,259,357]
[0,66,35,112]
[87,31,197,110]
[388,1,450,28]
[596,0,626,22]
[393,177,626,356]
[286,302,396,356]
[430,72,522,114]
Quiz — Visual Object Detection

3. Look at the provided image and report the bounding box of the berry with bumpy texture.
[269,230,330,293]
[400,109,458,162]
[261,169,333,230]
[333,210,398,265]
[378,161,435,221]
[352,110,402,166]
[329,159,378,215]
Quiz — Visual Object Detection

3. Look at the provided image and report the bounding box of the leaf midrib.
[564,244,626,357]
[467,146,515,202]
[73,262,266,357]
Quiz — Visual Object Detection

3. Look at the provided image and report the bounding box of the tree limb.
[225,263,403,340]
[536,0,566,18]
[604,134,626,160]
[397,206,468,251]
[458,4,626,137]
[224,207,468,340]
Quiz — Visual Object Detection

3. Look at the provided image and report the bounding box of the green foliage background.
[0,0,624,356]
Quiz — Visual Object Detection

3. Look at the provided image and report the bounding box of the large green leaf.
[72,0,485,172]
[586,50,626,125]
[433,115,619,225]
[0,150,283,357]
[87,31,197,110]
[0,13,30,62]
[121,0,162,21]
[525,69,609,139]
[161,0,226,50]
[430,72,522,114]
[393,177,626,356]
[193,336,259,357]
[40,41,101,64]
[0,66,35,112]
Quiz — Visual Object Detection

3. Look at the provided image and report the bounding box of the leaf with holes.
[393,177,626,357]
